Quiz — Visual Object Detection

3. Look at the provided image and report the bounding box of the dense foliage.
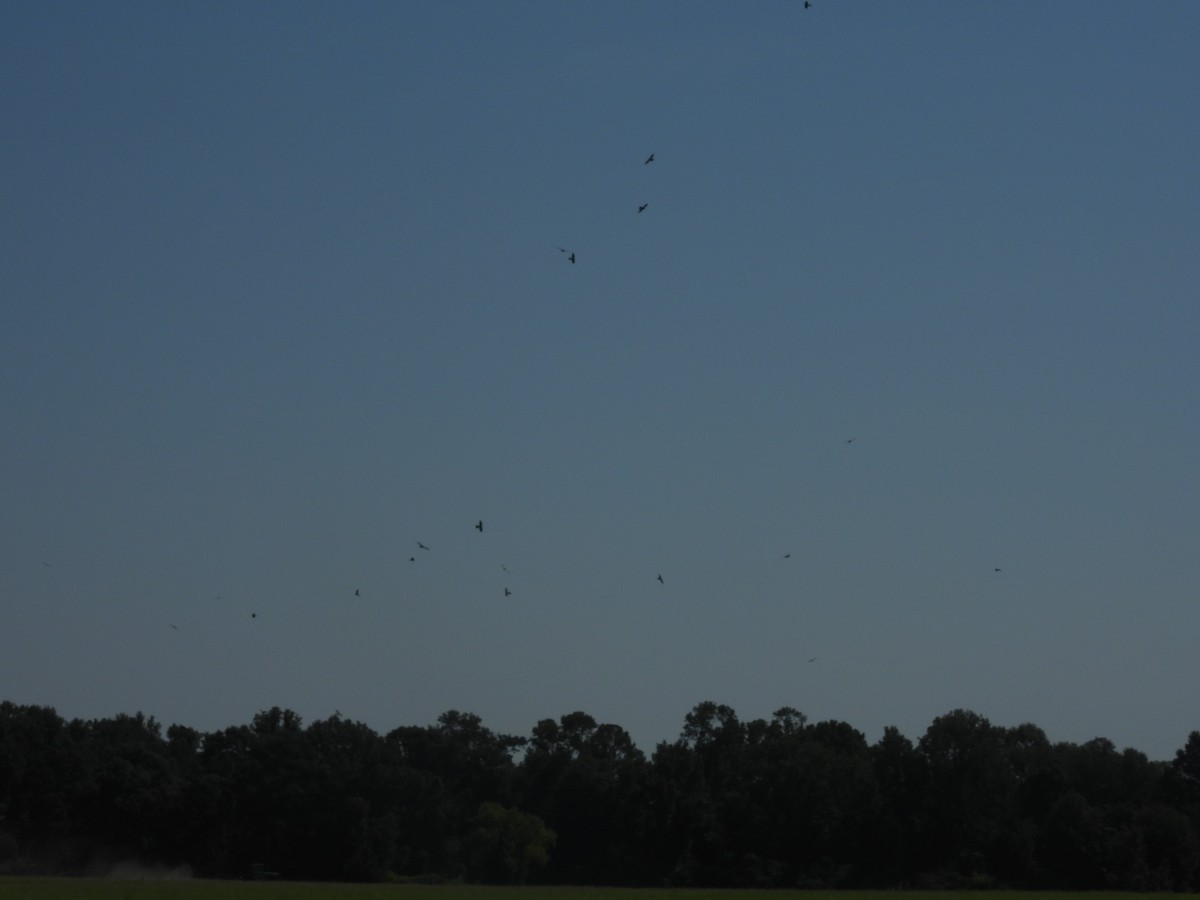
[2,700,1198,889]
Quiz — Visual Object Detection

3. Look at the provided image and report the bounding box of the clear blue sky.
[3,0,1198,762]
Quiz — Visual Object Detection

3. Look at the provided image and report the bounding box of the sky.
[2,0,1198,763]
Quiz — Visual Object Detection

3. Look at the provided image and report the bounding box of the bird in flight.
[504,588,512,597]
[783,553,792,559]
[657,573,664,584]
[171,624,178,631]
[994,568,1002,573]
[417,542,430,551]
[501,564,509,573]
[808,656,817,663]
[804,1,812,7]
[251,613,257,619]
[644,153,655,165]
[409,556,416,563]
[355,589,360,596]
[557,247,575,263]
[844,437,856,444]
[638,204,648,213]
[476,520,484,532]
[568,252,575,264]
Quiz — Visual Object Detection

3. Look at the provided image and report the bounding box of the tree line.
[2,699,1198,889]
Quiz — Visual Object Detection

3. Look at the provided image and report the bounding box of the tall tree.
[518,712,649,883]
[916,709,1017,885]
[869,725,928,885]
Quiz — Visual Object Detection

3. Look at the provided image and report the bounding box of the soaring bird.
[504,588,512,597]
[783,553,792,559]
[417,542,430,551]
[501,564,509,573]
[568,253,575,264]
[994,568,1002,573]
[657,573,664,584]
[804,1,811,7]
[844,437,856,444]
[476,520,484,532]
[638,203,648,213]
[171,624,178,631]
[355,589,360,596]
[251,613,257,619]
[644,153,655,164]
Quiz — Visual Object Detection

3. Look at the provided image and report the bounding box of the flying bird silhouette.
[783,553,792,559]
[657,573,664,584]
[644,153,655,164]
[501,564,509,573]
[476,520,484,532]
[504,588,512,597]
[638,203,648,213]
[568,252,575,264]
[417,542,430,551]
[844,437,856,444]
[355,589,360,596]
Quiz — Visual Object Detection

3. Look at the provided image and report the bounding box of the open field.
[2,883,1199,900]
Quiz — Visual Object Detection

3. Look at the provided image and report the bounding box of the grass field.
[2,882,1199,900]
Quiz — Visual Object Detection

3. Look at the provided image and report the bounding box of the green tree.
[916,709,1018,885]
[72,713,177,860]
[867,725,927,885]
[746,716,879,886]
[653,702,757,886]
[463,802,555,883]
[387,710,524,878]
[0,703,74,844]
[517,712,650,883]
